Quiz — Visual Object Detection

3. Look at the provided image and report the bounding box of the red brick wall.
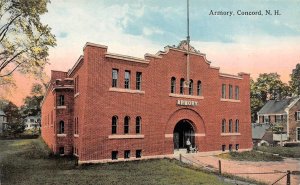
[42,43,253,162]
[288,100,300,141]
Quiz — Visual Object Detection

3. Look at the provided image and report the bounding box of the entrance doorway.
[173,119,195,150]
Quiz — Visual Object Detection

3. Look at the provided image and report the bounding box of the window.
[229,144,233,151]
[180,78,185,94]
[112,69,118,87]
[59,147,64,155]
[188,80,193,95]
[136,150,142,158]
[221,119,226,133]
[229,119,233,133]
[74,117,79,135]
[30,119,34,122]
[275,115,283,123]
[124,71,130,89]
[112,116,118,134]
[222,145,226,151]
[58,95,64,106]
[229,85,233,99]
[74,76,79,94]
[235,86,239,100]
[124,150,130,159]
[58,121,64,134]
[296,111,300,121]
[235,119,239,133]
[235,144,239,151]
[171,77,176,93]
[197,81,202,96]
[222,84,226,98]
[297,127,300,141]
[112,151,118,160]
[264,115,270,123]
[136,116,141,134]
[124,116,130,134]
[136,72,142,90]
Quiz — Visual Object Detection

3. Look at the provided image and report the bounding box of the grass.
[218,151,283,161]
[256,146,300,158]
[0,138,232,185]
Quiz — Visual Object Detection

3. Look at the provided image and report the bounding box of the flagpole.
[186,0,190,87]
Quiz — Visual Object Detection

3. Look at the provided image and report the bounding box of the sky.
[6,0,300,106]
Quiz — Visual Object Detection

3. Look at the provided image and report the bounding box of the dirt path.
[183,154,300,185]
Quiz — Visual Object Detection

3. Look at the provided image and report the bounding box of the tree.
[250,73,291,122]
[0,0,56,84]
[19,83,44,118]
[289,63,300,95]
[3,101,24,137]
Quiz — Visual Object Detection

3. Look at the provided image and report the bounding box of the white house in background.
[0,110,7,134]
[24,116,41,130]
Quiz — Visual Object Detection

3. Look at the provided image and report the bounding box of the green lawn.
[256,146,300,158]
[0,138,231,185]
[218,151,283,161]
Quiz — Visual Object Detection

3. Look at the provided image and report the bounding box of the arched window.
[197,81,202,96]
[58,95,64,106]
[235,119,239,133]
[59,120,64,134]
[112,116,118,134]
[222,119,226,133]
[180,78,185,94]
[124,116,130,134]
[189,79,193,95]
[136,116,141,134]
[229,119,233,133]
[171,77,176,93]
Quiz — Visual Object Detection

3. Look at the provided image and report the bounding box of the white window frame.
[297,127,300,141]
[264,115,270,123]
[297,111,300,121]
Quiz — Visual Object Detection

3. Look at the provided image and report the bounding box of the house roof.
[0,110,5,116]
[258,97,299,115]
[252,123,270,139]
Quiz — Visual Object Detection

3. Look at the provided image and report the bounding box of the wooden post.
[179,154,182,162]
[286,170,291,185]
[218,160,222,174]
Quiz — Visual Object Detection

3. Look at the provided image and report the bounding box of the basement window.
[222,145,226,152]
[136,150,142,158]
[112,151,118,160]
[124,150,130,159]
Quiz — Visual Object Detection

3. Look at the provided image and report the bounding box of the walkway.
[174,152,300,185]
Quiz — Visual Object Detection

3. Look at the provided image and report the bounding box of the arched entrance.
[173,119,195,150]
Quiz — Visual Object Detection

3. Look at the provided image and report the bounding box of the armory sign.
[176,100,198,106]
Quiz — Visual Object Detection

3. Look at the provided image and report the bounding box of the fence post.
[218,160,222,175]
[286,170,290,185]
[179,154,182,162]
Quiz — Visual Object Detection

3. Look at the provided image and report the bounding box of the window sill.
[169,93,204,99]
[220,98,240,103]
[56,106,67,109]
[57,134,67,137]
[221,133,241,136]
[74,92,80,98]
[108,134,145,139]
[109,88,145,94]
[74,134,79,138]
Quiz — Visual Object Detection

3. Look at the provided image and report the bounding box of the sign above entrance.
[177,100,198,106]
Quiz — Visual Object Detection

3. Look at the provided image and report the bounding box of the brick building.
[41,41,252,163]
[257,96,300,142]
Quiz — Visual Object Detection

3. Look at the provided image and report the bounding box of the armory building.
[41,41,252,163]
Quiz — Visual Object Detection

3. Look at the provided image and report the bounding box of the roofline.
[105,53,150,64]
[68,55,84,76]
[83,42,108,51]
[219,73,243,80]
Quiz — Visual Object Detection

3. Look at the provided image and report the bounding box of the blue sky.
[39,0,300,81]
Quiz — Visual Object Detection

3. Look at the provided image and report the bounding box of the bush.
[219,151,283,161]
